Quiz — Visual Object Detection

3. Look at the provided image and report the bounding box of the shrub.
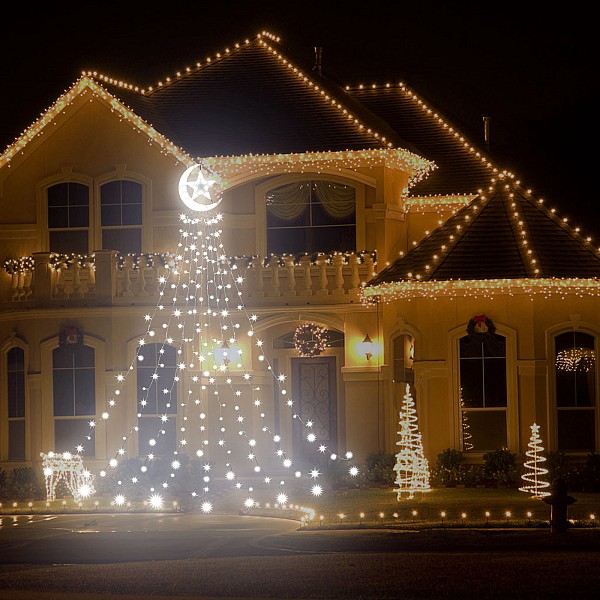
[7,467,44,500]
[482,449,519,485]
[364,452,396,484]
[580,452,600,492]
[546,450,570,481]
[432,449,465,486]
[462,464,485,487]
[0,468,7,499]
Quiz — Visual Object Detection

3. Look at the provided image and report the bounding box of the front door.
[292,356,337,459]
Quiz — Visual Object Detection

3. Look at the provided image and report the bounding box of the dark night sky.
[2,2,597,236]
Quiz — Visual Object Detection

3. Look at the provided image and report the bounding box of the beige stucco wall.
[377,293,600,461]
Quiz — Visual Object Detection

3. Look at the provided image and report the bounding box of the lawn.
[243,485,600,528]
[2,485,599,529]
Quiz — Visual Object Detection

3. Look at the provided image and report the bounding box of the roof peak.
[366,181,600,296]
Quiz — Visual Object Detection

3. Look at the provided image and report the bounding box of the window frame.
[94,170,152,255]
[130,338,181,458]
[0,337,29,462]
[38,173,94,254]
[37,169,152,256]
[548,324,599,454]
[40,334,107,459]
[254,172,368,257]
[449,322,519,456]
[98,179,144,255]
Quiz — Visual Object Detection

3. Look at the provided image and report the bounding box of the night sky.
[2,3,597,236]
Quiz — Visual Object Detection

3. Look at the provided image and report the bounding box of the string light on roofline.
[0,76,194,170]
[362,277,600,303]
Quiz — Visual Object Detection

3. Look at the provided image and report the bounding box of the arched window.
[459,332,507,452]
[100,180,142,254]
[47,182,90,254]
[266,180,356,254]
[393,333,415,397]
[7,347,26,460]
[136,343,177,456]
[52,343,95,455]
[555,331,597,451]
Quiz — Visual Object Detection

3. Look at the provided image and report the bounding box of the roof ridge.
[92,34,416,154]
[0,76,194,170]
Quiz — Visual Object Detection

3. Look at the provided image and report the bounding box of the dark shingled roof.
[369,183,600,285]
[347,85,496,197]
[103,40,411,157]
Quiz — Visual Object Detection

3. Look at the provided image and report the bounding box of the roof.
[367,180,600,289]
[346,83,499,197]
[93,35,413,158]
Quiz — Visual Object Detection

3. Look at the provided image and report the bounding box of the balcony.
[1,251,377,308]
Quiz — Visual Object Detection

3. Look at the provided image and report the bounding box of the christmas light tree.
[394,384,430,499]
[69,164,358,511]
[519,423,550,499]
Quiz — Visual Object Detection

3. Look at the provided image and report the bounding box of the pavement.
[1,512,600,598]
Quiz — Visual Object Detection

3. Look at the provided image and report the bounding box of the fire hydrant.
[543,477,576,533]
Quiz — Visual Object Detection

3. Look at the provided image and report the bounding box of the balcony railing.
[1,251,377,308]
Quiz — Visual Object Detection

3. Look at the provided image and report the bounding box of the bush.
[364,452,396,484]
[546,450,570,481]
[0,468,7,499]
[482,449,519,485]
[432,449,464,486]
[7,467,44,500]
[580,452,600,492]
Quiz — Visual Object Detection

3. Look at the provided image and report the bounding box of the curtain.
[314,182,355,219]
[266,181,356,221]
[266,182,310,220]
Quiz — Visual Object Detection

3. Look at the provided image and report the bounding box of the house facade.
[1,31,598,480]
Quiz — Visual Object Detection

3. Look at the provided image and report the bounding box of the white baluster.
[332,254,345,295]
[349,253,361,294]
[299,255,313,296]
[284,255,297,296]
[121,256,134,297]
[70,259,82,298]
[268,258,281,297]
[251,257,264,298]
[316,255,329,296]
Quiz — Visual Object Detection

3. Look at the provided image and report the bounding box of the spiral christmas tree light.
[394,384,430,499]
[519,423,550,499]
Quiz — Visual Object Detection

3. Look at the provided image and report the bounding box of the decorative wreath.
[59,326,83,348]
[294,322,329,357]
[466,315,495,339]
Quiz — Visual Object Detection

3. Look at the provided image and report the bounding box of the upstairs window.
[7,347,26,460]
[555,331,597,451]
[266,181,356,255]
[459,333,507,452]
[47,183,90,254]
[100,180,142,254]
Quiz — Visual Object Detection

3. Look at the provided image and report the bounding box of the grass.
[246,485,600,528]
[2,486,599,529]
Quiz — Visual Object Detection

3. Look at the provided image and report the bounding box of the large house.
[1,31,599,481]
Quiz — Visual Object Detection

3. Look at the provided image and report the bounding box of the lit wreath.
[294,323,329,357]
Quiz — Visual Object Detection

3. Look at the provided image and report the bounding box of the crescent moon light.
[178,165,222,212]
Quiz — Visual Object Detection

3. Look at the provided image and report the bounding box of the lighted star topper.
[178,164,221,212]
